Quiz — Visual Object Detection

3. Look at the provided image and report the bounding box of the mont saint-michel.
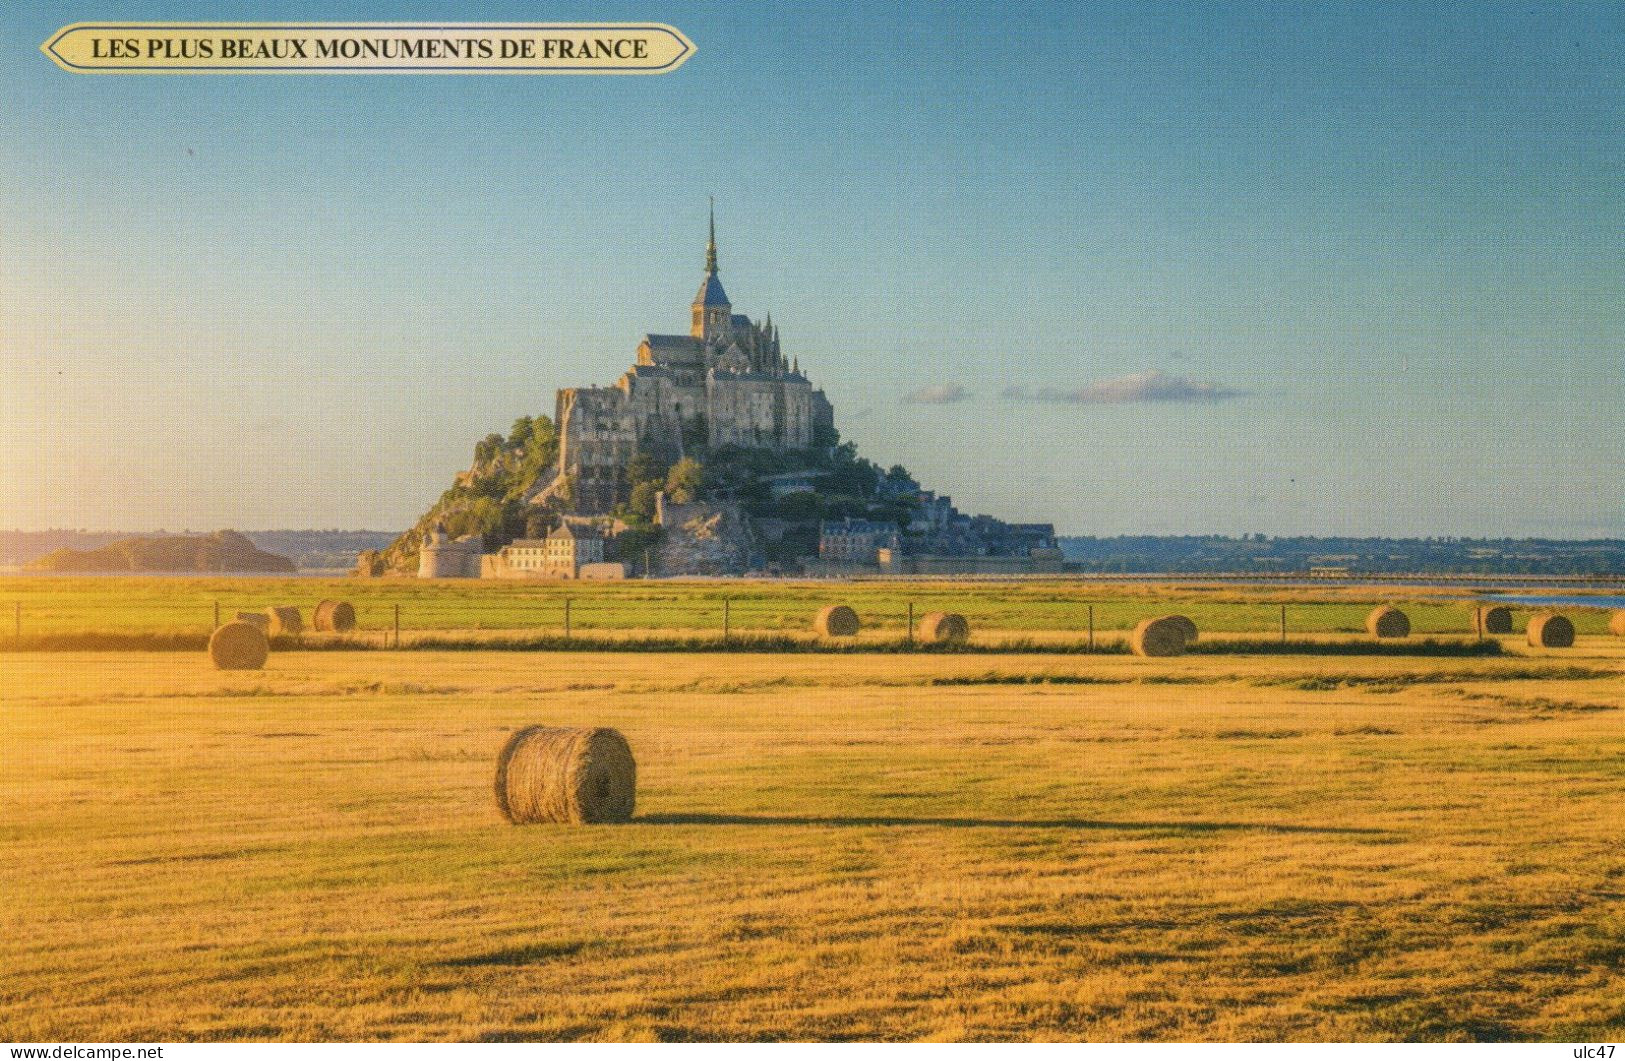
[363,213,1060,579]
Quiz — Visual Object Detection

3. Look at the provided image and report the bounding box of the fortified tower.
[417,521,483,578]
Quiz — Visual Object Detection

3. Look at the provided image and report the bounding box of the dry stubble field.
[2,638,1624,1041]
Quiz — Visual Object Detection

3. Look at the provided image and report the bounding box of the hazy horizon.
[7,527,1625,545]
[3,2,1621,537]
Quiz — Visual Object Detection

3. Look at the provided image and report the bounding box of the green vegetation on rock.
[372,415,561,574]
[374,415,918,574]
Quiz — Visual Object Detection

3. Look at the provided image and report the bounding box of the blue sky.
[2,2,1621,535]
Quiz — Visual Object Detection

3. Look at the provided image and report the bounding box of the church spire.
[692,198,731,339]
[704,196,718,276]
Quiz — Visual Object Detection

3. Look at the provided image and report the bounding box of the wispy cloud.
[903,383,971,405]
[1003,371,1245,405]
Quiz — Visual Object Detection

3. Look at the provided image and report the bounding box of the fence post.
[723,598,731,642]
[13,602,19,640]
[564,598,572,640]
[393,604,400,649]
[1475,607,1483,642]
[907,602,914,647]
[1280,604,1287,644]
[213,601,220,629]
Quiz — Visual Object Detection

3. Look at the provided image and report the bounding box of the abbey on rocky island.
[384,209,1063,581]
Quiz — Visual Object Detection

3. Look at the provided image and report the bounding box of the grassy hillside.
[371,416,562,575]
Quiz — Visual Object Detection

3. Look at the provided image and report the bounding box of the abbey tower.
[541,208,836,514]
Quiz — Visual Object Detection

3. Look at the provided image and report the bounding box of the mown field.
[1,575,1619,640]
[2,636,1623,1041]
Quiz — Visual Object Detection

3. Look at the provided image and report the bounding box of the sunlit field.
[2,576,1618,641]
[3,626,1623,1041]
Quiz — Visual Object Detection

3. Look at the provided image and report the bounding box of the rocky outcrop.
[654,501,757,576]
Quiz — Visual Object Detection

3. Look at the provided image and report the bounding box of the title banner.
[42,22,694,74]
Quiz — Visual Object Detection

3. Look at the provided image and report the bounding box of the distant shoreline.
[0,568,356,578]
[2,569,1623,596]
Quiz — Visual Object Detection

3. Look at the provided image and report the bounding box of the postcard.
[2,2,1622,1048]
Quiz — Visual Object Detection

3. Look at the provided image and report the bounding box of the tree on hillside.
[508,416,534,448]
[524,512,556,539]
[628,480,662,521]
[666,458,704,504]
[624,448,663,486]
[825,442,880,498]
[773,491,820,522]
[530,415,555,445]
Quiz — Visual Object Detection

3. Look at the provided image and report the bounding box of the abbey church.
[538,209,836,513]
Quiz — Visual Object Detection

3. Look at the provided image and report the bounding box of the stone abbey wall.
[557,368,826,513]
[555,386,640,513]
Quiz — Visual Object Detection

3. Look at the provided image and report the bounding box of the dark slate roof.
[644,333,701,349]
[694,273,730,306]
[642,334,704,364]
[730,313,751,327]
[819,519,900,536]
[548,523,590,540]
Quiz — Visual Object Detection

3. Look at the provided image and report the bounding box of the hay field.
[2,642,1623,1042]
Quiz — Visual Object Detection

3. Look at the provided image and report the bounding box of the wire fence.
[5,592,1618,646]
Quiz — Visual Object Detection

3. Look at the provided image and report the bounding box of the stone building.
[417,522,483,578]
[494,523,607,579]
[543,522,605,573]
[538,208,835,514]
[818,518,902,564]
[500,538,550,574]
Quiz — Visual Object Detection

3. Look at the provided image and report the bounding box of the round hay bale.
[918,612,970,644]
[265,606,302,637]
[813,604,860,637]
[1164,614,1198,644]
[1526,612,1575,648]
[234,611,271,633]
[313,599,356,633]
[1131,615,1188,657]
[494,726,636,825]
[1609,610,1625,637]
[1474,605,1513,635]
[209,621,268,670]
[1365,606,1410,639]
